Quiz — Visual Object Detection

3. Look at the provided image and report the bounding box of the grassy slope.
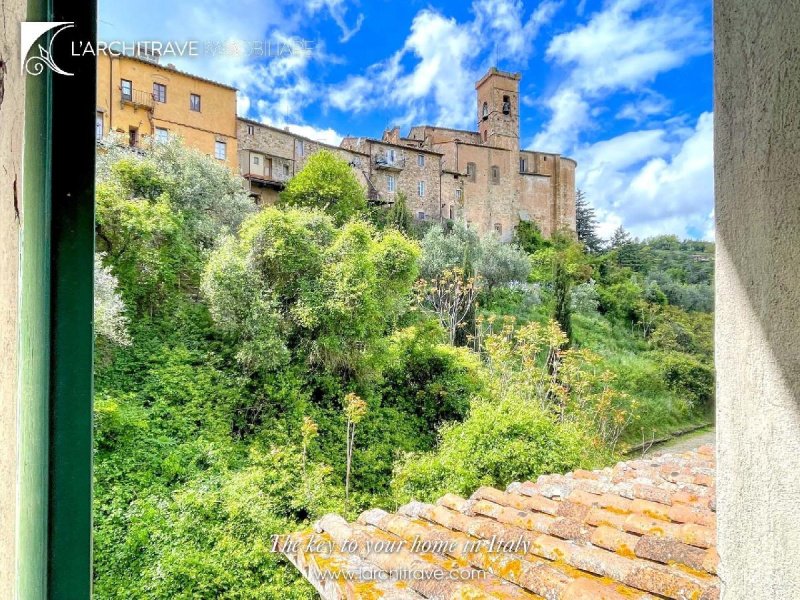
[572,312,712,446]
[481,291,711,449]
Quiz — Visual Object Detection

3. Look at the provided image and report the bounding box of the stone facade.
[237,118,369,204]
[401,68,577,239]
[237,68,576,239]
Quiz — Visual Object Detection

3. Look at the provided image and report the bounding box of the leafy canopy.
[202,208,420,375]
[279,150,367,225]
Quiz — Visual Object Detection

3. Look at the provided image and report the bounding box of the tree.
[416,268,481,345]
[96,134,255,249]
[279,150,367,225]
[553,255,573,346]
[343,393,367,511]
[609,226,631,249]
[301,416,319,503]
[418,222,481,280]
[94,253,131,346]
[609,226,645,272]
[420,224,530,291]
[386,191,413,234]
[575,190,602,253]
[202,208,420,375]
[475,235,531,291]
[513,220,549,254]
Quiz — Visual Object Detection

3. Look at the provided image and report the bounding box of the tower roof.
[476,67,522,89]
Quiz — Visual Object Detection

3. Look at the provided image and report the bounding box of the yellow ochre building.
[96,53,238,168]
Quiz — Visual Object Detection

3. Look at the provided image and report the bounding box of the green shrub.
[391,397,605,503]
[660,352,714,407]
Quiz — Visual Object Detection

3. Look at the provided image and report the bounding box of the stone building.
[237,118,371,205]
[396,68,577,240]
[239,68,577,239]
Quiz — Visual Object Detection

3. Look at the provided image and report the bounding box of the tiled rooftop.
[284,446,718,600]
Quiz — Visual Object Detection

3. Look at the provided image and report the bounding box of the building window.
[494,223,502,235]
[417,211,425,220]
[284,164,290,176]
[502,95,511,115]
[417,154,425,167]
[466,162,476,182]
[482,101,489,119]
[190,93,201,112]
[247,124,255,135]
[95,112,103,140]
[520,158,527,173]
[418,181,425,197]
[153,82,167,103]
[455,188,463,201]
[483,130,488,142]
[253,156,260,165]
[128,127,138,147]
[388,175,396,192]
[388,148,396,163]
[215,140,227,160]
[491,166,500,184]
[296,139,305,157]
[449,205,454,220]
[155,127,169,143]
[120,79,132,101]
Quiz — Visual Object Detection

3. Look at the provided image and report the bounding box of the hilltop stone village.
[96,53,576,240]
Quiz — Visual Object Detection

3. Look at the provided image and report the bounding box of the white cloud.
[616,92,671,123]
[304,0,364,42]
[531,0,708,152]
[577,112,714,240]
[473,0,562,63]
[284,124,344,146]
[531,87,592,152]
[326,0,562,128]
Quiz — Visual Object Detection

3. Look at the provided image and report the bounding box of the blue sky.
[99,0,714,240]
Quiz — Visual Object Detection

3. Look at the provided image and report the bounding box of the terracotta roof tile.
[283,447,719,600]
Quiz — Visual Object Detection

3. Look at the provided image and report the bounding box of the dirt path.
[641,426,716,457]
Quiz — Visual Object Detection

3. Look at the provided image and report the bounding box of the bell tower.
[476,68,521,152]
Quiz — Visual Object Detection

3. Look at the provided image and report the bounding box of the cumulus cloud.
[327,0,562,128]
[576,112,714,240]
[616,92,671,123]
[532,0,708,152]
[284,123,344,146]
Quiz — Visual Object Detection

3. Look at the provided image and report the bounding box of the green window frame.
[18,0,96,597]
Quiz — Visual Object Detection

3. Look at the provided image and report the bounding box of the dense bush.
[202,208,420,376]
[279,150,367,225]
[391,397,603,503]
[660,352,714,407]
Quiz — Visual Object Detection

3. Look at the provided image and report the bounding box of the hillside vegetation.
[93,142,713,598]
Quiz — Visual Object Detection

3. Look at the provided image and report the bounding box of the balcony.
[373,153,404,171]
[120,87,154,111]
[243,170,290,190]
